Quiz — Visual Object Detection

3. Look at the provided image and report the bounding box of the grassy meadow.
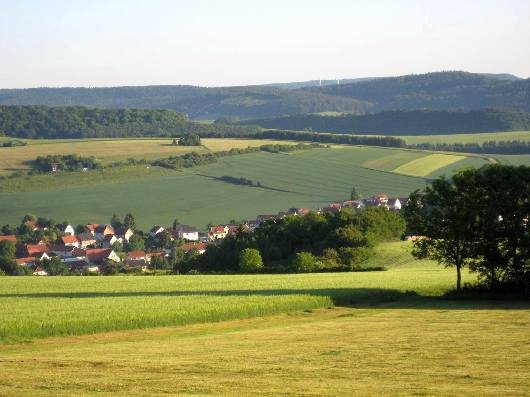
[0,242,463,343]
[399,130,530,145]
[1,242,529,396]
[0,146,466,228]
[0,137,298,175]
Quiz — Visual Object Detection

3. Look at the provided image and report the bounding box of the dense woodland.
[0,72,528,120]
[0,106,258,139]
[309,71,530,112]
[0,85,369,120]
[239,109,530,135]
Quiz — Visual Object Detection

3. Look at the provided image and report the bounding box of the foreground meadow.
[0,243,460,343]
[1,243,529,396]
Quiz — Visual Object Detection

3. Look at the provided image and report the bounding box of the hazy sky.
[1,0,529,88]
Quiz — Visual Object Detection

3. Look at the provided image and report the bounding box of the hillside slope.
[0,86,370,120]
[239,109,530,135]
[308,71,530,112]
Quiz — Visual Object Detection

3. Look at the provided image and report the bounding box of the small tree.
[42,257,68,276]
[350,186,360,201]
[0,240,17,275]
[238,248,263,273]
[292,252,317,273]
[110,213,122,230]
[123,213,136,230]
[126,234,145,252]
[171,138,178,146]
[101,259,120,275]
[172,218,180,230]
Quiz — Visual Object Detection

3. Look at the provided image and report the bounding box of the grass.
[1,242,529,396]
[495,154,530,166]
[0,137,298,175]
[0,146,435,228]
[0,242,469,344]
[1,306,529,396]
[399,130,530,144]
[392,153,467,177]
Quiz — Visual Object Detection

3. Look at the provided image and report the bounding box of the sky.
[0,0,529,88]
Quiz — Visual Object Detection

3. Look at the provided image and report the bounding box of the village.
[0,194,406,276]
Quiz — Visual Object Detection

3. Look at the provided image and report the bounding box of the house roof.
[182,242,207,253]
[104,234,117,242]
[16,256,36,265]
[86,248,113,263]
[77,233,96,242]
[26,244,48,256]
[0,235,17,243]
[127,250,147,259]
[177,225,197,233]
[209,226,228,234]
[150,225,165,233]
[95,224,114,234]
[147,251,166,258]
[61,235,78,244]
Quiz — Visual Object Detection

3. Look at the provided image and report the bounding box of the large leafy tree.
[0,240,17,275]
[404,172,480,292]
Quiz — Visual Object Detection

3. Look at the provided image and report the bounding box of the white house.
[59,224,75,236]
[176,225,199,241]
[149,225,166,237]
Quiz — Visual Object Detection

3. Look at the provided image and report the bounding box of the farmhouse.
[209,225,229,241]
[25,243,48,257]
[94,225,115,241]
[173,225,199,241]
[61,235,79,248]
[181,242,207,254]
[103,234,119,248]
[71,247,120,266]
[58,224,75,236]
[126,251,149,270]
[77,233,97,248]
[116,227,134,243]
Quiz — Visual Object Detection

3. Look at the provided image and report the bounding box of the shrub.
[292,252,318,273]
[239,248,263,273]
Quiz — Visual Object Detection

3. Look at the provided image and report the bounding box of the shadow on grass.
[2,288,529,310]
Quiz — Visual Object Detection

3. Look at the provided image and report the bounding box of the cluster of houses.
[1,222,206,276]
[1,194,405,276]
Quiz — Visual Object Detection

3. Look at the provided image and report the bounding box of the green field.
[399,130,530,144]
[0,137,298,175]
[0,242,460,343]
[1,243,529,396]
[392,153,466,177]
[0,146,473,228]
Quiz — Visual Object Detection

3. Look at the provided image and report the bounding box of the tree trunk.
[456,264,462,293]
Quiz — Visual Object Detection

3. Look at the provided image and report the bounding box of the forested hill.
[0,86,370,120]
[0,106,259,139]
[307,72,530,112]
[238,109,530,135]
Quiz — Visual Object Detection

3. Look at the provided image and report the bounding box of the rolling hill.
[0,86,370,120]
[308,71,530,112]
[238,109,530,135]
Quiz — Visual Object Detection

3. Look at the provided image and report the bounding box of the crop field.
[399,130,530,145]
[0,242,462,343]
[392,153,466,177]
[0,146,460,228]
[495,154,530,166]
[1,243,529,396]
[0,137,297,175]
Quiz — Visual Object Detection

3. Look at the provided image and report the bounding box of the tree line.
[237,109,530,135]
[404,164,530,296]
[178,208,405,274]
[0,106,258,139]
[410,140,530,155]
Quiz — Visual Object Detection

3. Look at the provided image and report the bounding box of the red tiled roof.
[26,244,48,256]
[182,242,207,252]
[16,256,36,265]
[0,235,17,243]
[147,251,166,258]
[127,250,147,259]
[86,248,112,263]
[61,235,78,244]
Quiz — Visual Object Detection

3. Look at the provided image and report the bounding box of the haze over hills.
[308,71,530,112]
[0,71,528,120]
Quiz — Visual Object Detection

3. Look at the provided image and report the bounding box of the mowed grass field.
[0,146,456,228]
[0,137,298,175]
[1,243,529,396]
[399,130,530,145]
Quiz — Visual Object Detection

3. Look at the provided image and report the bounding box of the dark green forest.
[0,106,258,138]
[1,72,528,120]
[239,109,530,135]
[0,85,369,120]
[309,71,530,112]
